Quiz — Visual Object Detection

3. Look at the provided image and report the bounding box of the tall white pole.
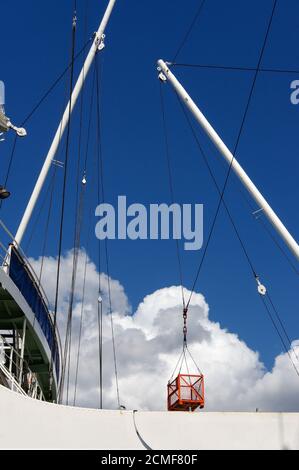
[14,0,117,247]
[158,59,299,262]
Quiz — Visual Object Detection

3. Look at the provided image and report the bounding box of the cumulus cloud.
[30,250,299,412]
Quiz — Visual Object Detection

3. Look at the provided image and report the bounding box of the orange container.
[167,374,204,412]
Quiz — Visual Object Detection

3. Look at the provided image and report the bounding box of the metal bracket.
[253,208,264,220]
[158,71,167,83]
[52,159,64,168]
[95,33,106,51]
[256,276,267,296]
[7,120,27,137]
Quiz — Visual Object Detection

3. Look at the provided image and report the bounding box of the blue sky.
[1,0,299,371]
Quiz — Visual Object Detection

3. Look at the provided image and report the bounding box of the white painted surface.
[0,385,298,450]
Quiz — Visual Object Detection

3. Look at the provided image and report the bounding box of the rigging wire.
[24,168,56,253]
[95,53,104,409]
[171,66,299,278]
[0,37,92,200]
[174,92,299,376]
[259,294,299,377]
[236,186,299,277]
[65,61,97,404]
[73,212,93,405]
[71,0,92,407]
[172,0,207,63]
[185,0,278,309]
[172,63,299,75]
[176,94,257,279]
[54,10,77,403]
[159,83,186,310]
[166,0,299,378]
[21,39,92,128]
[95,51,121,409]
[266,292,299,362]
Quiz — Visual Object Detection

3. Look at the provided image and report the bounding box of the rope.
[172,0,207,63]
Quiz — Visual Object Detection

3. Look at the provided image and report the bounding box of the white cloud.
[30,250,299,412]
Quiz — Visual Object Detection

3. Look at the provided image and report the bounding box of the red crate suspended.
[167,374,204,412]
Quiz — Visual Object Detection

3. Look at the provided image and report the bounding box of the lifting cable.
[159,83,186,310]
[95,51,121,409]
[160,72,204,379]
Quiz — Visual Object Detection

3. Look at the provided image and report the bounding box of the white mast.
[14,0,117,247]
[157,59,299,262]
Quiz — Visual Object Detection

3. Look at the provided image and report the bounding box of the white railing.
[0,335,45,401]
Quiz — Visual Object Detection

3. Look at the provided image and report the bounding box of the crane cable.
[159,83,186,310]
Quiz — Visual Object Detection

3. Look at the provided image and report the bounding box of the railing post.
[18,318,27,384]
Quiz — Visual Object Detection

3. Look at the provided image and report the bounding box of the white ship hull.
[0,385,298,450]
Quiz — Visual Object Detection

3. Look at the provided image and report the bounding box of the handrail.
[0,335,45,400]
[0,218,62,378]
